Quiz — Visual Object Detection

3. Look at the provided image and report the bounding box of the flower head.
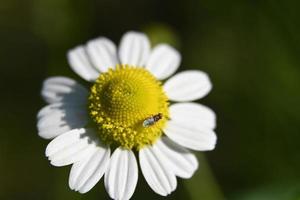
[38,31,217,199]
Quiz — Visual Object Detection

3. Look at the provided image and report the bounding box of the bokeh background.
[1,0,300,199]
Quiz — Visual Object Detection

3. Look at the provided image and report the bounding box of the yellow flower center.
[88,64,169,150]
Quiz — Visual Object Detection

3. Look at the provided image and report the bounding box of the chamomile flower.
[37,31,217,199]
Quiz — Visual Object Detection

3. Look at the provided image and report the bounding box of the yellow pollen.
[88,64,169,150]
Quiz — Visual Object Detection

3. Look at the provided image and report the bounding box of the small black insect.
[142,113,163,127]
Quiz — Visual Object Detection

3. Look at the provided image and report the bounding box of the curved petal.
[45,128,98,167]
[118,31,150,66]
[104,148,138,200]
[170,102,216,130]
[67,46,100,81]
[163,70,212,102]
[86,37,118,72]
[164,120,217,151]
[69,143,110,193]
[41,76,88,104]
[37,103,88,139]
[139,146,177,196]
[145,44,181,80]
[155,137,198,179]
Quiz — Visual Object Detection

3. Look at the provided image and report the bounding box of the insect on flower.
[143,113,163,127]
[37,31,217,199]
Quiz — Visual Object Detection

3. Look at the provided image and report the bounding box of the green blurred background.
[1,0,300,199]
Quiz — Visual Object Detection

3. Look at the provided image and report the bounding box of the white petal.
[163,70,212,102]
[139,146,177,196]
[67,46,100,81]
[118,31,150,66]
[170,102,216,130]
[37,103,88,139]
[41,76,88,104]
[164,120,217,151]
[146,44,181,80]
[86,37,118,72]
[69,144,110,193]
[104,148,138,200]
[155,137,198,178]
[46,129,98,167]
